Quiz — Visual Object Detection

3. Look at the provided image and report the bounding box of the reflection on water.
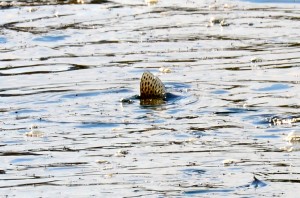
[1,0,300,197]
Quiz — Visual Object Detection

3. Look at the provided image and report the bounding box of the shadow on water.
[185,189,234,195]
[184,176,267,195]
[182,168,206,177]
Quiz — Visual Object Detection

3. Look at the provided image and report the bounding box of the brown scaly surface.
[140,71,166,99]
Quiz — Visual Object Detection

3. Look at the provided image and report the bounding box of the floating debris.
[54,11,59,17]
[223,4,234,9]
[111,127,123,132]
[251,57,263,63]
[77,0,85,4]
[0,1,10,8]
[220,20,230,27]
[280,145,300,152]
[222,159,241,166]
[211,17,223,24]
[104,173,113,178]
[208,3,219,10]
[27,7,38,12]
[280,131,300,152]
[145,0,158,6]
[206,22,214,28]
[269,116,300,125]
[169,138,198,145]
[207,17,229,27]
[159,67,172,73]
[286,131,300,142]
[273,162,291,167]
[120,98,134,104]
[114,150,129,157]
[96,160,110,164]
[24,124,44,137]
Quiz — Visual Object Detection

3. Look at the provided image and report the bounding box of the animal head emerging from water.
[140,71,166,105]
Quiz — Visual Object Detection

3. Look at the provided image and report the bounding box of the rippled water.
[1,0,300,197]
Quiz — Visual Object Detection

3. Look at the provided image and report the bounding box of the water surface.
[1,0,300,197]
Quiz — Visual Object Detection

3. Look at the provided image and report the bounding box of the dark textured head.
[140,71,166,100]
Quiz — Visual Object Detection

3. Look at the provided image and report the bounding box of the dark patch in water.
[268,179,300,183]
[76,122,120,128]
[11,109,46,114]
[0,181,59,189]
[176,115,198,120]
[0,89,73,97]
[166,92,181,101]
[61,91,101,99]
[0,151,42,156]
[189,125,243,131]
[152,149,226,154]
[245,113,275,125]
[122,92,182,106]
[184,189,234,195]
[214,108,257,115]
[182,168,206,176]
[62,88,132,99]
[90,0,112,3]
[190,131,206,138]
[140,98,166,106]
[0,0,113,8]
[183,176,266,195]
[238,176,267,189]
[139,92,182,106]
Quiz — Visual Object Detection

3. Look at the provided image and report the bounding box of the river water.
[1,0,300,197]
